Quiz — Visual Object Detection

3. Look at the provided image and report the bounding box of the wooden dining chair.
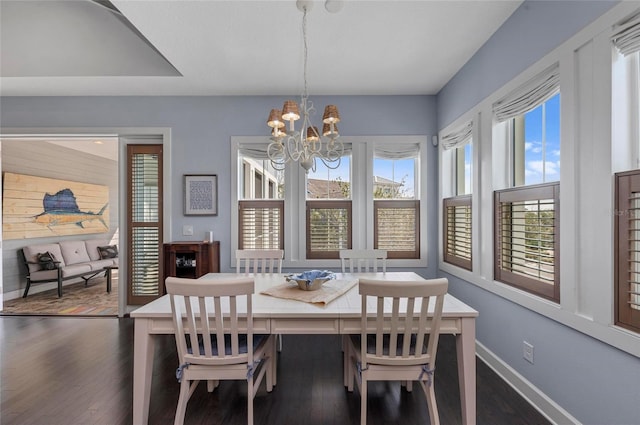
[339,249,387,273]
[236,249,285,351]
[345,277,448,425]
[166,276,275,425]
[236,249,284,275]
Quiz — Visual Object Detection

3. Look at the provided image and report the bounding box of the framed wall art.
[184,174,218,216]
[2,172,110,239]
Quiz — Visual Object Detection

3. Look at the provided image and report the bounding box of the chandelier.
[266,0,344,174]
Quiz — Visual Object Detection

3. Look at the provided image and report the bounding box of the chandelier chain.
[302,5,309,100]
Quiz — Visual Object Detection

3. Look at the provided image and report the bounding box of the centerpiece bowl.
[285,270,335,291]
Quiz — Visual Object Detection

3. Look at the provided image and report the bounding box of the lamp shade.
[267,109,285,128]
[322,105,341,124]
[306,126,320,142]
[282,100,301,121]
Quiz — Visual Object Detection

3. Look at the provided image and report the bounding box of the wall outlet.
[523,341,534,364]
[182,225,194,236]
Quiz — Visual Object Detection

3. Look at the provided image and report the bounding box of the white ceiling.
[0,0,523,97]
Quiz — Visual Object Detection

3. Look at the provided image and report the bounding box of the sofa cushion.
[37,252,58,270]
[84,239,110,261]
[23,244,66,272]
[29,269,60,281]
[89,259,115,270]
[59,241,91,266]
[61,263,93,277]
[98,245,118,260]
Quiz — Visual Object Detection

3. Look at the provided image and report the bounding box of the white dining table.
[131,272,479,425]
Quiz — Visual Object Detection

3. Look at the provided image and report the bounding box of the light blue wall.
[0,95,438,273]
[437,1,640,424]
[437,0,618,129]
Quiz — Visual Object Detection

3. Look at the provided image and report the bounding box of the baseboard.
[4,278,85,301]
[475,341,581,425]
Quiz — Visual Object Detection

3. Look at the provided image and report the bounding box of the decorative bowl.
[286,270,335,291]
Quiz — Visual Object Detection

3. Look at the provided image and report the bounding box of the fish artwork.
[33,188,108,229]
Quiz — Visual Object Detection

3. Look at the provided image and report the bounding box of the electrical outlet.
[182,225,194,236]
[523,341,534,364]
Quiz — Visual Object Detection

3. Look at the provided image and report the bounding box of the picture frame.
[184,174,218,216]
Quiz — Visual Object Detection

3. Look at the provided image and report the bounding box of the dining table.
[131,272,479,424]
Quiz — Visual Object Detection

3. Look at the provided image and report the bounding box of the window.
[513,93,561,186]
[493,63,561,301]
[232,136,426,265]
[441,120,473,269]
[306,154,352,259]
[238,150,284,250]
[613,11,640,332]
[373,145,420,259]
[127,144,163,305]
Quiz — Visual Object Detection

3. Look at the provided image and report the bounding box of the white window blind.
[441,121,473,150]
[239,200,283,250]
[612,10,640,56]
[493,63,560,123]
[373,142,419,159]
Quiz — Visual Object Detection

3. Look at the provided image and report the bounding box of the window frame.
[231,136,428,269]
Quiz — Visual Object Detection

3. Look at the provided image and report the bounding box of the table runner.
[260,278,358,305]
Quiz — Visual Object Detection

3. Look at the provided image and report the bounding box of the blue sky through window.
[524,93,560,184]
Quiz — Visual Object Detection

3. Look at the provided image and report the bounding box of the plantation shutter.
[127,142,163,305]
[493,63,560,123]
[306,200,352,259]
[615,170,640,332]
[238,200,283,250]
[443,195,472,270]
[494,183,559,302]
[374,200,420,259]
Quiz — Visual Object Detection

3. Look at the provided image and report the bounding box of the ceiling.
[0,0,523,97]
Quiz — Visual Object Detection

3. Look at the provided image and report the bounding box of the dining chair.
[236,249,284,275]
[345,277,448,425]
[236,248,285,351]
[166,276,275,425]
[339,249,387,273]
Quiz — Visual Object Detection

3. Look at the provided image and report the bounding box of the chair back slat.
[340,249,387,273]
[236,249,284,275]
[358,278,448,369]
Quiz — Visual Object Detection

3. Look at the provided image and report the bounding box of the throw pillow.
[98,245,118,259]
[37,251,57,270]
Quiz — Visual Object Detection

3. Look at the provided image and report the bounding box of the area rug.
[1,275,118,316]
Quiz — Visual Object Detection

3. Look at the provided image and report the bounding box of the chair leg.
[22,279,31,298]
[174,378,190,425]
[247,379,254,425]
[360,377,367,425]
[421,380,440,425]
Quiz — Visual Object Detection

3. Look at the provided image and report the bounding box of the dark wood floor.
[1,316,550,425]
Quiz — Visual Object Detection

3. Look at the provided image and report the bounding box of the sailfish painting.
[34,189,108,229]
[2,172,109,239]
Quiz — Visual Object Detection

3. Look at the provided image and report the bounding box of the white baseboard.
[475,341,580,425]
